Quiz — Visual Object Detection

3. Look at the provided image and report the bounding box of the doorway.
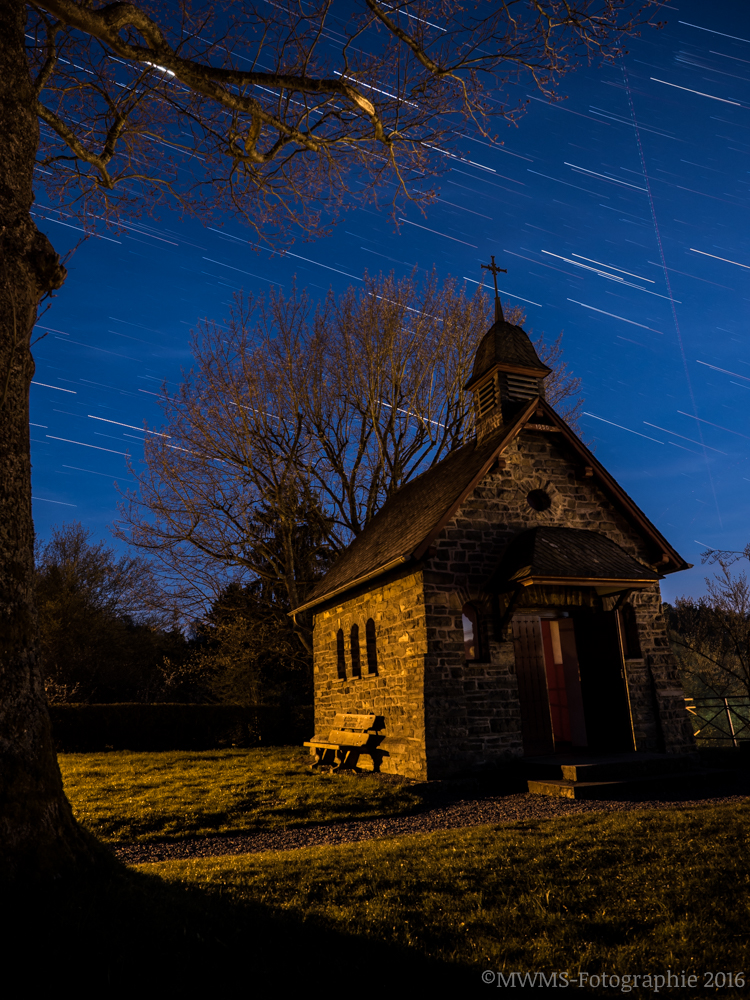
[540,618,587,750]
[512,612,634,756]
[572,611,634,752]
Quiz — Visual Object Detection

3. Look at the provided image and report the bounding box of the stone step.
[527,767,731,800]
[523,752,701,785]
[560,754,700,783]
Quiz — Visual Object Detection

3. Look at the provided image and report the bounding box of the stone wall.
[421,586,523,777]
[311,569,428,780]
[310,425,694,779]
[418,427,694,768]
[427,429,658,589]
[626,586,695,753]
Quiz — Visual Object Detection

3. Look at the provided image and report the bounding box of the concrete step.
[527,767,731,800]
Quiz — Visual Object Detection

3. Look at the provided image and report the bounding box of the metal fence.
[684,697,750,746]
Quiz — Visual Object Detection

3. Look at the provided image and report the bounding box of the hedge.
[49,703,314,752]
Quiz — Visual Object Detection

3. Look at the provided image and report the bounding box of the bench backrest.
[326,729,372,747]
[332,713,377,732]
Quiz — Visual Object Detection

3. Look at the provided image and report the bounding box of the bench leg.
[333,748,361,772]
[311,748,335,769]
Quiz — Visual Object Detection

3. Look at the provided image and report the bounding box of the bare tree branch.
[26,0,657,240]
[667,548,750,699]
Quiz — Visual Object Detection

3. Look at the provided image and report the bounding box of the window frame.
[336,628,346,679]
[365,617,378,675]
[350,623,362,678]
[461,603,482,662]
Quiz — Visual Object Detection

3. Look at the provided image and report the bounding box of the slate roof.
[295,406,531,613]
[292,396,689,614]
[465,319,551,390]
[490,526,661,589]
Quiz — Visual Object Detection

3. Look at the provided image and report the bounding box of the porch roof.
[490,526,662,590]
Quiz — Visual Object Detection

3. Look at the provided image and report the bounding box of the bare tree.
[667,545,750,700]
[25,1,651,240]
[114,271,484,641]
[2,0,652,876]
[114,273,583,649]
[35,521,165,624]
[34,522,187,703]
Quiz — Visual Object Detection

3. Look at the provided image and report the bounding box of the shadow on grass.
[8,854,476,990]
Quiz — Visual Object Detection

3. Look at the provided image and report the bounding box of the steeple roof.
[465,319,551,391]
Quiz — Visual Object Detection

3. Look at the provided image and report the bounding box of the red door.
[512,615,591,755]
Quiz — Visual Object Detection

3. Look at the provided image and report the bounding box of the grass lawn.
[145,803,750,981]
[45,747,750,991]
[58,746,424,842]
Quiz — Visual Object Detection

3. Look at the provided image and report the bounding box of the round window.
[526,489,552,512]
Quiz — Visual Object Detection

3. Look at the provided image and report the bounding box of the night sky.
[29,0,750,604]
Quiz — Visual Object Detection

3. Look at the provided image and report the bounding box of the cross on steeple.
[481,255,507,323]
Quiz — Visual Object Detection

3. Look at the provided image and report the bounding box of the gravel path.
[114,775,750,866]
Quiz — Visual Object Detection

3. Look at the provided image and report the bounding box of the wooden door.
[511,616,555,756]
[540,619,572,745]
[572,612,634,752]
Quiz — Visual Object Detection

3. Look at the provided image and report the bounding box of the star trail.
[29,0,750,601]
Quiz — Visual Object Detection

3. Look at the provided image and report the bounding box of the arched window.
[462,604,481,661]
[366,618,378,675]
[336,629,346,679]
[350,623,361,678]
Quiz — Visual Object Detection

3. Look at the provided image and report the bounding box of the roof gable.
[293,397,689,613]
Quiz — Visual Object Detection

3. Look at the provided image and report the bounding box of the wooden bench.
[304,713,382,772]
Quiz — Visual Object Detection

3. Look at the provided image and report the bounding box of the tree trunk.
[0,0,102,878]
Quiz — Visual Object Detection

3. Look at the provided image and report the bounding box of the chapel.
[293,283,696,781]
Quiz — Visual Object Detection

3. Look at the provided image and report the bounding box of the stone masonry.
[302,310,694,781]
[310,425,694,781]
[417,429,694,776]
[312,569,428,780]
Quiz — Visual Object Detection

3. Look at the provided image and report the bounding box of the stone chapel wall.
[625,587,695,753]
[419,428,694,770]
[311,569,428,779]
[422,592,524,776]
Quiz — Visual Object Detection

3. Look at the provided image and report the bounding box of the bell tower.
[465,257,551,442]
